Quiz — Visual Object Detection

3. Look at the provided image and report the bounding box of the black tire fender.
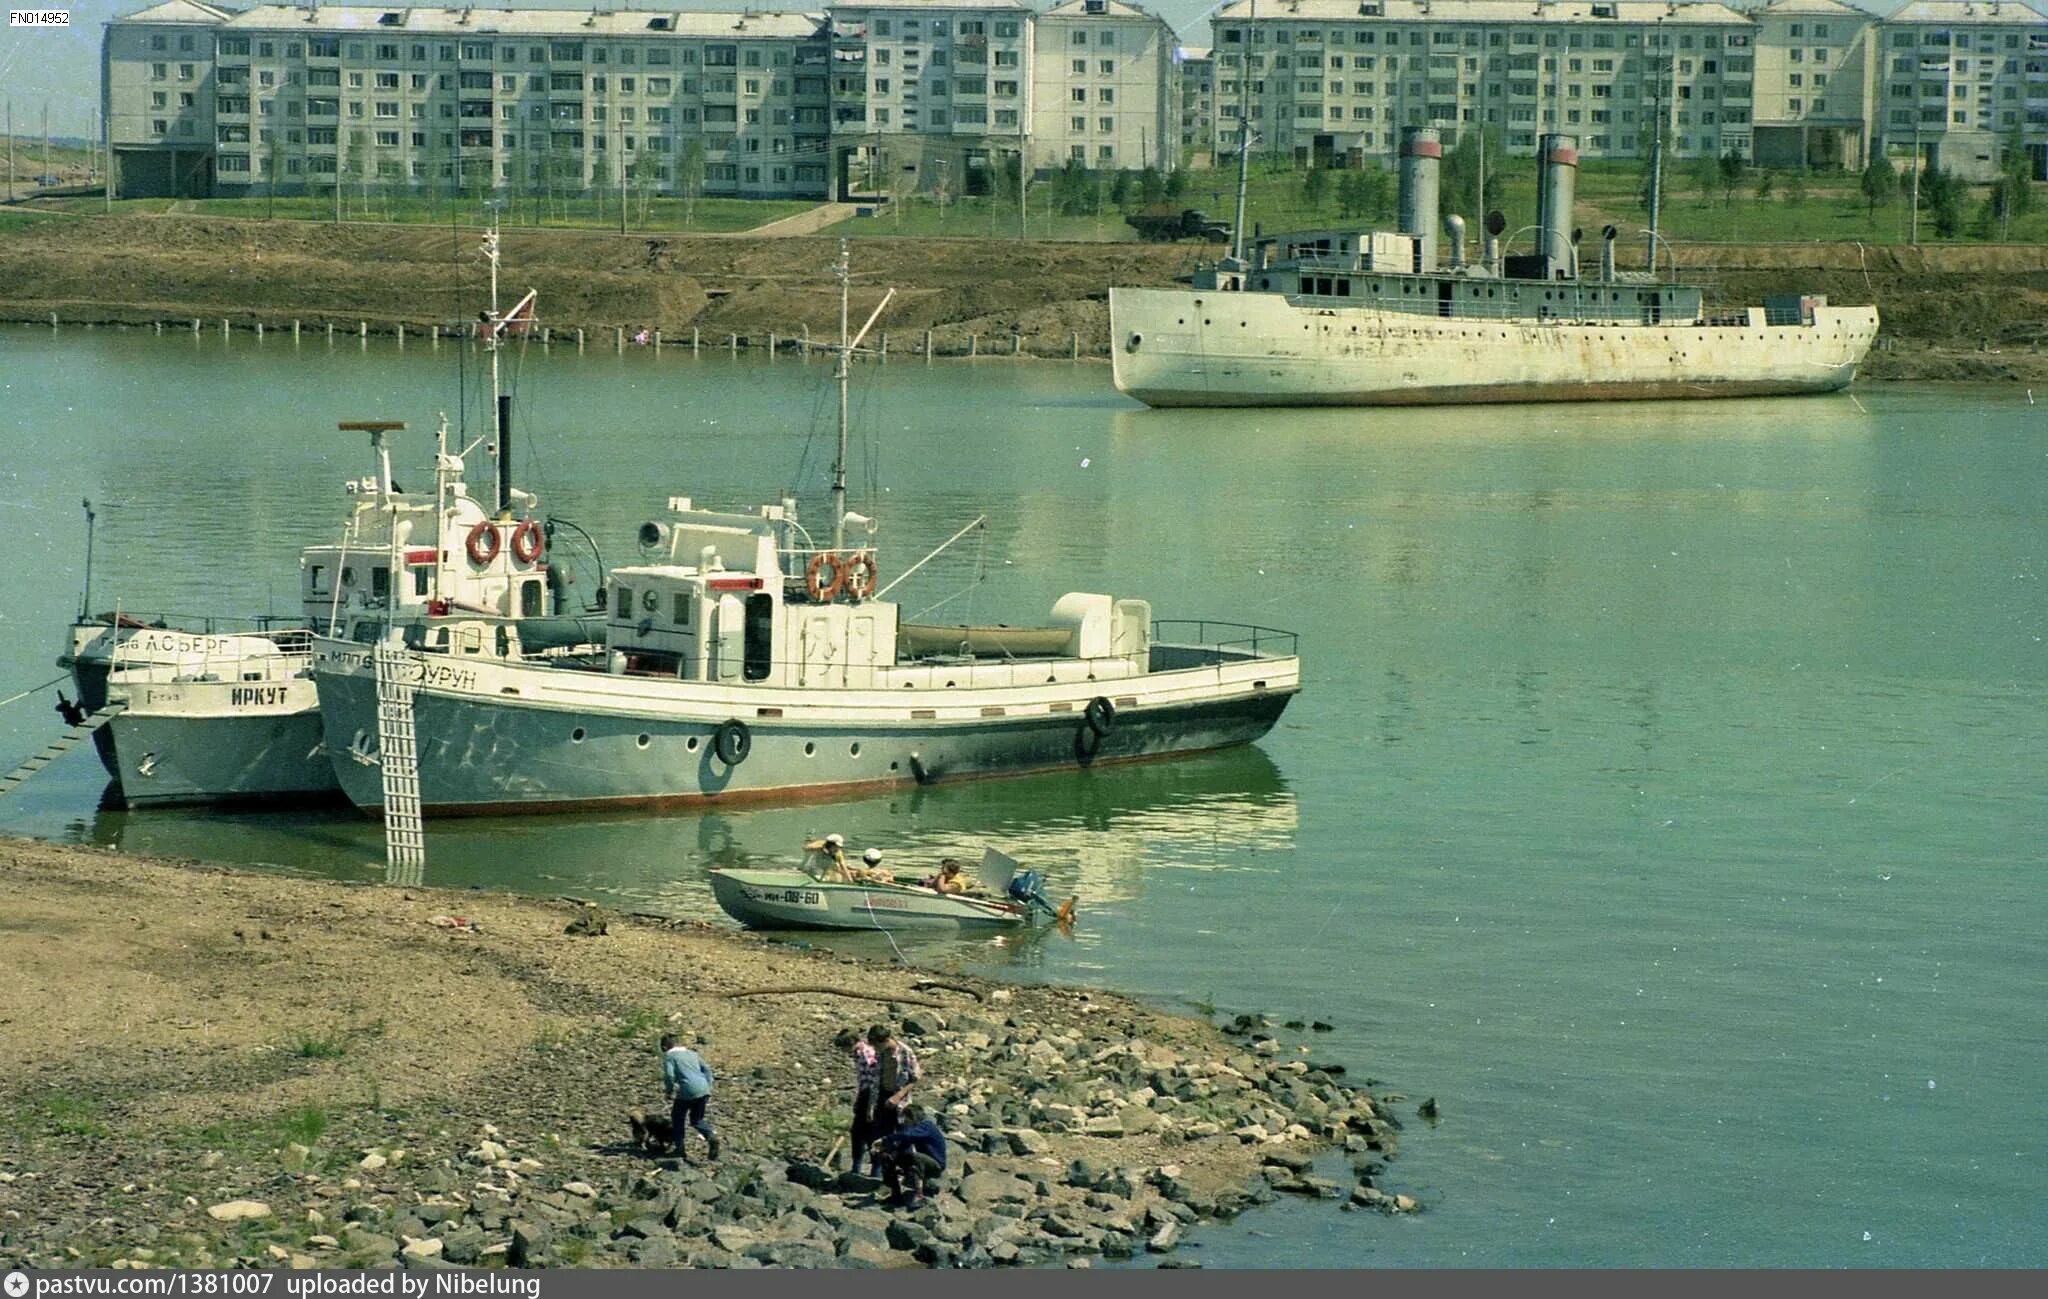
[1084,695,1117,736]
[713,718,752,766]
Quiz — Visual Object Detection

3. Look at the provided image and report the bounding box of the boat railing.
[86,611,312,637]
[111,635,314,686]
[1152,620,1299,660]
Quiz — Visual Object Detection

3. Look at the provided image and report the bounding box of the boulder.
[399,1238,444,1262]
[205,1201,272,1224]
[1145,1222,1181,1254]
[1261,1148,1314,1174]
[507,1221,554,1267]
[439,1227,488,1266]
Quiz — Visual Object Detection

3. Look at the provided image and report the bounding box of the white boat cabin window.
[371,567,390,601]
[414,566,431,597]
[308,564,329,596]
[521,579,542,618]
[616,583,632,615]
[744,593,773,682]
[673,592,692,627]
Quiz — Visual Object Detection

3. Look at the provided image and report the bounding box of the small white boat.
[709,848,1071,932]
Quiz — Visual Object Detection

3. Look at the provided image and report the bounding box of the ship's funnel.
[1600,224,1618,283]
[1443,213,1467,270]
[1535,133,1580,281]
[1398,126,1442,273]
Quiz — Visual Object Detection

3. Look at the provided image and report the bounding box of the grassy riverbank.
[0,837,1412,1270]
[1,209,2044,380]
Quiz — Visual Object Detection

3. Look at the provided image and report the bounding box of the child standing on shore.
[660,1033,720,1161]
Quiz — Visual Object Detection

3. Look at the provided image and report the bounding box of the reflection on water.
[81,747,1296,968]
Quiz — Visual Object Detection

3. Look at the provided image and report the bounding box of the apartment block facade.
[103,1,2048,201]
[1206,0,2046,179]
[1029,0,1176,171]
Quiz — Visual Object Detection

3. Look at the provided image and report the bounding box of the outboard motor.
[1007,870,1046,907]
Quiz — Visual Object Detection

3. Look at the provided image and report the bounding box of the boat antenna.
[482,216,511,517]
[78,499,96,621]
[832,240,850,553]
[1230,0,1257,265]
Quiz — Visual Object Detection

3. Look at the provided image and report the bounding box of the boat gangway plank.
[372,643,425,878]
[0,703,127,797]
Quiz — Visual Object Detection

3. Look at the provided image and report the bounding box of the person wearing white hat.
[803,832,855,882]
[857,846,895,885]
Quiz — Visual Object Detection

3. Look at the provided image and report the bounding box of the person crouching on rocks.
[660,1032,720,1161]
[872,1104,947,1210]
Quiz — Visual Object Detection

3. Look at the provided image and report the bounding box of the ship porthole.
[636,733,651,749]
[686,736,700,752]
[1125,333,1142,353]
[850,742,862,757]
[570,727,587,744]
[803,742,817,757]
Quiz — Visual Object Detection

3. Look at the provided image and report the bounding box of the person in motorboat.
[854,847,896,885]
[803,832,854,882]
[923,858,974,896]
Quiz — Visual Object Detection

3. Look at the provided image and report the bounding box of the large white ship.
[1110,128,1878,407]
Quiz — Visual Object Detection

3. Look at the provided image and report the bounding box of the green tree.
[265,131,287,219]
[1164,166,1187,200]
[1110,168,1133,209]
[1138,165,1165,207]
[1783,171,1806,207]
[1718,149,1746,207]
[677,138,706,227]
[1690,150,1719,206]
[1753,170,1776,203]
[1929,168,1964,238]
[1859,153,1897,218]
[1301,164,1330,210]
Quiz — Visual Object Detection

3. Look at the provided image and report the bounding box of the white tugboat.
[1110,127,1878,407]
[313,247,1302,816]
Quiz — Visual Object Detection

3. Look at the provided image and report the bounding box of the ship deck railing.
[83,611,311,637]
[1152,620,1299,663]
[111,628,316,686]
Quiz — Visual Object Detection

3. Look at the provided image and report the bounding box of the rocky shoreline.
[0,838,1422,1270]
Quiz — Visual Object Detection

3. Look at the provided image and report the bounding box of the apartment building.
[1748,0,1879,172]
[101,2,2048,201]
[1208,1,1758,167]
[1178,46,1217,165]
[108,3,835,200]
[1875,1,2048,180]
[1028,0,1176,171]
[827,1,1035,199]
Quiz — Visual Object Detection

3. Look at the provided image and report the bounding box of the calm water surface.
[2,326,2043,1267]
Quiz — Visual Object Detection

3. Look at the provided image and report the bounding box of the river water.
[2,325,2043,1267]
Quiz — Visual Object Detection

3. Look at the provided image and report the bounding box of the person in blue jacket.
[871,1103,946,1208]
[660,1032,720,1161]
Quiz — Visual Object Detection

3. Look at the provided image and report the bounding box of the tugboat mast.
[832,241,849,553]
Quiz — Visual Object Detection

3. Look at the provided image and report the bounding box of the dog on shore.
[628,1108,676,1154]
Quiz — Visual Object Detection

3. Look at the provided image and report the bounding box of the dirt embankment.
[0,837,1412,1270]
[3,212,2045,377]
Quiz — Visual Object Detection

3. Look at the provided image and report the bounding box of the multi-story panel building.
[1178,46,1217,166]
[109,4,833,200]
[1029,0,1176,171]
[827,1,1034,198]
[1208,1,1755,166]
[1748,0,1878,171]
[104,0,233,198]
[1875,1,2048,180]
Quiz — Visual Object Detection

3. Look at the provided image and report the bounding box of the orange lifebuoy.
[465,520,502,567]
[510,518,545,564]
[842,550,879,600]
[805,550,845,602]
